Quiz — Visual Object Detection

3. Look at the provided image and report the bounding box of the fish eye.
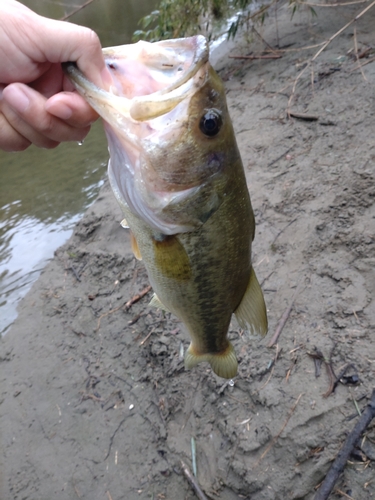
[199,110,222,137]
[107,61,117,70]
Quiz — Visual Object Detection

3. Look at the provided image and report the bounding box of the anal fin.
[185,342,238,379]
[149,293,170,313]
[234,267,268,336]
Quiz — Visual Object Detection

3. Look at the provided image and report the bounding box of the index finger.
[29,13,112,88]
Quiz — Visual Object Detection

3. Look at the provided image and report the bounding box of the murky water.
[0,0,157,334]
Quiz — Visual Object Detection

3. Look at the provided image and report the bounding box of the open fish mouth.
[64,36,218,235]
[63,36,209,122]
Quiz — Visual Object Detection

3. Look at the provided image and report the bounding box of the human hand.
[0,0,111,152]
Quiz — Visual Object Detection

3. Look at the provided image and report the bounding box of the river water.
[0,0,158,334]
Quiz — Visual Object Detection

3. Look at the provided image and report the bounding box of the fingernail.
[3,85,30,113]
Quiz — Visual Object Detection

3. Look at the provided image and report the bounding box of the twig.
[350,55,375,71]
[357,47,373,58]
[307,345,338,397]
[314,388,375,500]
[139,326,156,346]
[258,344,280,391]
[260,271,274,287]
[60,0,97,20]
[229,54,282,60]
[322,363,336,398]
[180,460,209,500]
[259,366,275,391]
[69,265,81,281]
[267,285,302,347]
[124,285,152,309]
[296,0,369,6]
[267,147,292,168]
[104,416,128,461]
[353,23,368,81]
[288,111,319,121]
[73,485,82,498]
[191,437,197,476]
[96,304,123,331]
[275,0,280,48]
[128,310,145,325]
[252,26,280,54]
[287,0,375,111]
[352,395,362,416]
[106,492,113,500]
[280,42,326,53]
[271,217,297,246]
[334,490,355,500]
[96,285,151,331]
[254,393,303,466]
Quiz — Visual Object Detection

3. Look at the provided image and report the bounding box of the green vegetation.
[133,0,272,42]
[133,0,316,43]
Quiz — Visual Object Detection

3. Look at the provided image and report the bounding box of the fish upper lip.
[63,36,209,122]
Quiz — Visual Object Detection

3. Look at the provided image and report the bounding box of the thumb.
[33,15,112,88]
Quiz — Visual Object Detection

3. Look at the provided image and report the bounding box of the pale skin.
[0,0,112,152]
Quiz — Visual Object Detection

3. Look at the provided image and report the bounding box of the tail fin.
[184,342,238,379]
[234,267,268,336]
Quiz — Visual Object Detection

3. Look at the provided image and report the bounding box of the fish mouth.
[64,36,216,235]
[63,36,209,122]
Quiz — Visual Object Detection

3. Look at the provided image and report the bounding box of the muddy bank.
[1,5,375,500]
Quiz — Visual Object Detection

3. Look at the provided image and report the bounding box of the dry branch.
[314,388,375,500]
[180,460,209,500]
[124,285,152,308]
[267,285,302,347]
[229,54,282,60]
[60,0,97,20]
[96,285,151,331]
[353,24,368,81]
[296,0,369,6]
[287,0,375,112]
[288,111,319,121]
[254,393,303,466]
[350,55,375,71]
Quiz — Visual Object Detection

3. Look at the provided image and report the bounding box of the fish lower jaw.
[184,342,238,379]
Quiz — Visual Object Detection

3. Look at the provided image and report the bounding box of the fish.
[64,35,268,379]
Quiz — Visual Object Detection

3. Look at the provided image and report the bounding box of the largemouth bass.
[64,36,267,379]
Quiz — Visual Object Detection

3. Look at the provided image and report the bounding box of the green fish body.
[64,36,268,379]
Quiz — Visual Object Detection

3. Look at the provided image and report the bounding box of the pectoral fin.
[153,235,191,281]
[120,218,129,229]
[234,267,268,336]
[184,342,238,379]
[130,231,142,260]
[149,293,170,313]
